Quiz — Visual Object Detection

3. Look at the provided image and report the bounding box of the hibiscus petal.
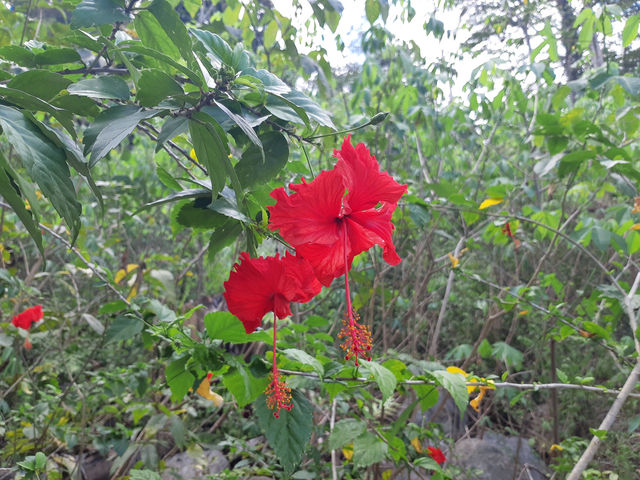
[296,240,346,287]
[224,253,287,333]
[281,252,322,301]
[349,205,401,265]
[268,169,344,246]
[334,135,407,212]
[223,252,321,333]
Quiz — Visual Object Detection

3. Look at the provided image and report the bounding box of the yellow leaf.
[479,197,504,209]
[631,224,640,231]
[115,264,138,284]
[127,285,138,301]
[447,253,459,268]
[446,366,468,376]
[550,444,563,453]
[342,443,354,461]
[410,437,423,453]
[518,310,529,316]
[382,470,393,480]
[190,148,198,162]
[196,374,224,407]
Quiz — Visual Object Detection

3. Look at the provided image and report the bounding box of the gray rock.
[452,432,550,480]
[161,449,229,480]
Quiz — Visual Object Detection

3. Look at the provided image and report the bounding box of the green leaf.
[191,29,234,69]
[0,87,76,138]
[51,94,99,117]
[558,150,595,177]
[7,70,71,101]
[0,105,81,241]
[34,452,46,470]
[134,10,181,60]
[628,414,640,433]
[135,188,210,214]
[591,227,611,251]
[414,456,444,472]
[67,76,131,100]
[83,105,159,166]
[582,321,610,339]
[491,342,524,370]
[432,370,468,416]
[264,20,278,48]
[165,356,195,402]
[283,348,324,376]
[204,311,270,344]
[207,220,243,259]
[27,118,103,212]
[411,384,439,412]
[148,0,195,63]
[222,367,269,407]
[353,431,388,467]
[365,0,380,24]
[360,360,397,402]
[156,166,181,191]
[136,69,183,107]
[615,76,640,97]
[478,338,492,358]
[119,44,202,86]
[0,46,35,67]
[624,14,640,47]
[104,315,143,343]
[328,419,367,450]
[172,199,226,231]
[71,0,130,28]
[189,113,229,197]
[0,152,43,255]
[129,470,162,480]
[255,391,314,474]
[212,100,262,152]
[35,48,82,66]
[155,116,189,152]
[235,131,288,188]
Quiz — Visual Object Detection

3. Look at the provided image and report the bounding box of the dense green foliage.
[1,0,640,478]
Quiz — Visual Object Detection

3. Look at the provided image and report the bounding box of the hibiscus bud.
[369,112,389,125]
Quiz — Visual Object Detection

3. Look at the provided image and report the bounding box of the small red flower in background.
[501,222,521,249]
[223,252,321,417]
[268,136,406,366]
[12,305,43,330]
[427,446,446,465]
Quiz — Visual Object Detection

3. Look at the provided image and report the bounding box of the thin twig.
[38,223,130,305]
[277,369,640,398]
[428,236,465,357]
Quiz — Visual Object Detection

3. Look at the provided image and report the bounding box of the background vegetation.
[1,0,640,478]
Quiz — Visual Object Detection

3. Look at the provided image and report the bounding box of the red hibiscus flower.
[12,305,43,330]
[223,252,321,417]
[427,446,446,465]
[268,136,406,366]
[223,252,321,334]
[268,135,407,286]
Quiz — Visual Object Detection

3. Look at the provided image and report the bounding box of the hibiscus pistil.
[265,312,292,418]
[338,223,372,367]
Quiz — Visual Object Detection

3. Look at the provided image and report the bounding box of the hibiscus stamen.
[339,223,372,367]
[265,313,292,418]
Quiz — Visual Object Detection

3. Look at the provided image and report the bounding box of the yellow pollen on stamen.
[265,373,292,418]
[338,310,372,367]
